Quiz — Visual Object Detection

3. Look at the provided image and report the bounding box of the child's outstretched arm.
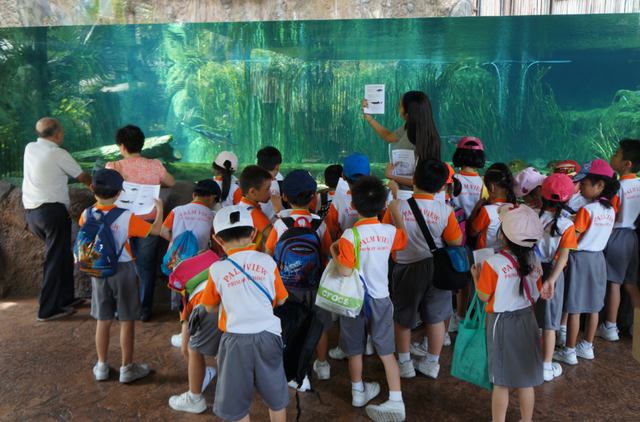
[148,199,164,236]
[159,226,172,242]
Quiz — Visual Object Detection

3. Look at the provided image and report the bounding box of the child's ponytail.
[451,178,462,197]
[502,228,535,298]
[213,161,234,202]
[539,198,571,236]
[484,163,517,204]
[583,173,620,209]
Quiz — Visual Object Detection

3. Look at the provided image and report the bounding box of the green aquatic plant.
[587,123,620,160]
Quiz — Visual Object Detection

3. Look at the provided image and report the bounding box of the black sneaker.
[37,308,76,322]
[140,313,152,323]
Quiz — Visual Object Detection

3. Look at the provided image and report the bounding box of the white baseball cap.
[214,151,238,172]
[213,205,254,234]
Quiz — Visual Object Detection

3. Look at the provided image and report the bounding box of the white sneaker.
[119,362,150,383]
[576,342,595,360]
[352,382,380,407]
[595,324,619,341]
[413,357,440,379]
[415,313,423,327]
[365,340,375,356]
[93,361,109,381]
[313,359,331,380]
[409,342,428,357]
[168,391,207,414]
[448,314,460,333]
[556,327,567,347]
[397,359,416,378]
[366,399,406,422]
[543,362,563,381]
[329,346,349,360]
[171,333,182,347]
[443,333,452,347]
[553,348,578,365]
[288,375,311,392]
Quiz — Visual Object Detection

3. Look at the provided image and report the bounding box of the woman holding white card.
[362,91,441,190]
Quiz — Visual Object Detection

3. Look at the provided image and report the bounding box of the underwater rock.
[71,135,174,162]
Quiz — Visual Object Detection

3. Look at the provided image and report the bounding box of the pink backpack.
[168,250,219,306]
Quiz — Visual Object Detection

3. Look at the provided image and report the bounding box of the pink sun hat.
[498,204,544,247]
[514,167,547,198]
[542,174,574,202]
[573,159,615,182]
[456,136,484,151]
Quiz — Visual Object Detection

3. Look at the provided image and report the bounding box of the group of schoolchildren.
[82,137,640,422]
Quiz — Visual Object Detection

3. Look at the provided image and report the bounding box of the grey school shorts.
[605,228,639,285]
[187,305,223,357]
[213,331,289,421]
[339,296,395,356]
[288,289,334,332]
[534,262,565,331]
[91,261,141,321]
[392,258,453,328]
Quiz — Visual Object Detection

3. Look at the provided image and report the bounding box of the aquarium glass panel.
[1,14,639,182]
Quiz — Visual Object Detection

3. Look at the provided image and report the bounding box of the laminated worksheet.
[364,84,385,114]
[115,182,160,215]
[473,248,495,273]
[391,149,417,177]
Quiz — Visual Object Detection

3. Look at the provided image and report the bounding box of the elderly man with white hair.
[23,117,92,321]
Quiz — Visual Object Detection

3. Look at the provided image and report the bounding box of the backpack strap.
[282,217,295,229]
[310,218,323,232]
[227,258,273,303]
[320,192,328,205]
[407,197,438,253]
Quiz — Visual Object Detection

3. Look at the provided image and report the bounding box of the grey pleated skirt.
[564,251,607,314]
[535,262,565,330]
[487,307,543,388]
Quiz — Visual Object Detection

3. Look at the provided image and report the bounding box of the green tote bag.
[450,293,494,391]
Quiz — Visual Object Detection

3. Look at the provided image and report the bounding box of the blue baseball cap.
[283,170,317,203]
[343,153,370,179]
[92,169,124,191]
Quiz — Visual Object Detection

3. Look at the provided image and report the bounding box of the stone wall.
[0,180,196,303]
[0,0,472,27]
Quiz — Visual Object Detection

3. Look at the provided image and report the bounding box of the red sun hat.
[542,173,575,202]
[456,136,484,151]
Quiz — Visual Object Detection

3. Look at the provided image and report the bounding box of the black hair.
[324,164,343,189]
[217,226,254,242]
[239,165,272,195]
[619,138,640,173]
[287,191,315,208]
[257,146,282,172]
[115,125,145,154]
[345,173,365,186]
[351,176,388,218]
[92,185,120,200]
[582,173,620,209]
[213,161,234,201]
[539,198,572,237]
[452,142,486,169]
[404,91,441,161]
[414,158,448,193]
[451,178,462,197]
[501,228,535,298]
[484,163,517,204]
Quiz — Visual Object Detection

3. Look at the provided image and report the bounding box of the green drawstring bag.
[450,293,494,391]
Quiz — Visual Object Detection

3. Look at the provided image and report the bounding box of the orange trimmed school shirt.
[265,209,332,257]
[238,197,272,252]
[471,198,510,252]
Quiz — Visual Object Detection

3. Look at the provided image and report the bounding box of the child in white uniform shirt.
[332,176,408,422]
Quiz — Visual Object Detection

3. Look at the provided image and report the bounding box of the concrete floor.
[1,297,639,422]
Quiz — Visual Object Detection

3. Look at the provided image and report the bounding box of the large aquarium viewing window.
[1,14,639,181]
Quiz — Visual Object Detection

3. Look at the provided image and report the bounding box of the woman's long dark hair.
[582,174,620,209]
[502,228,535,298]
[539,198,572,236]
[213,161,234,201]
[484,163,517,204]
[404,91,441,161]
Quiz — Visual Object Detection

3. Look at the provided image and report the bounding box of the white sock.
[352,381,364,392]
[316,360,329,367]
[422,336,429,348]
[560,325,567,332]
[543,362,553,371]
[579,340,593,349]
[189,391,202,401]
[97,361,108,369]
[389,391,403,402]
[366,335,372,343]
[605,321,617,329]
[398,353,411,363]
[426,353,439,363]
[122,363,133,370]
[564,346,575,354]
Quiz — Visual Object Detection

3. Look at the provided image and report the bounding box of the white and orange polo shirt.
[162,200,215,251]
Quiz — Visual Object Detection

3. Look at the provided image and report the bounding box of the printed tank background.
[1,14,639,182]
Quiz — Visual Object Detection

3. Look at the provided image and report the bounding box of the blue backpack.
[161,229,200,276]
[274,217,324,291]
[74,207,127,278]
